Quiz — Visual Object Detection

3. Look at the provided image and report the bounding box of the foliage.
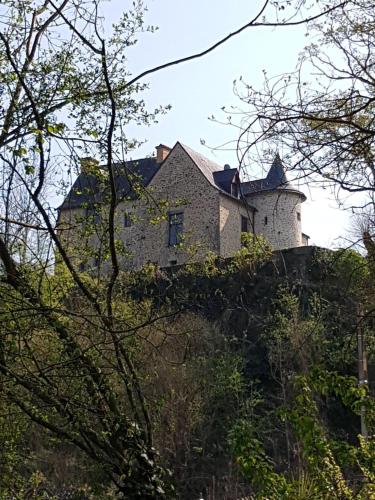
[186,233,272,278]
[0,0,371,496]
[0,400,28,497]
[230,233,273,272]
[317,248,370,298]
[2,241,373,497]
[229,286,375,499]
[230,372,375,499]
[136,313,253,499]
[231,0,375,219]
[229,419,290,499]
[0,1,173,496]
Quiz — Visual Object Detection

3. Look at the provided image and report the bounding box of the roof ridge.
[178,142,223,172]
[177,142,243,199]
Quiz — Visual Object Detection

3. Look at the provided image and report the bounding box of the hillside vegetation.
[1,244,375,499]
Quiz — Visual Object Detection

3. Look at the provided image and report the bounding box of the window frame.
[231,183,239,197]
[168,212,184,246]
[124,212,132,228]
[241,215,249,233]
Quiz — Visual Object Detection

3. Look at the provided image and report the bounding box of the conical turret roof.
[241,154,306,201]
[265,153,289,188]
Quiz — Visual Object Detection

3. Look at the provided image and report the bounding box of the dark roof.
[213,168,238,192]
[179,143,241,198]
[267,153,288,186]
[241,179,267,195]
[60,142,243,211]
[242,154,305,200]
[180,143,225,188]
[59,145,304,212]
[59,157,159,210]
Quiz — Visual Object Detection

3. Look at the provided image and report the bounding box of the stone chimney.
[156,144,171,163]
[80,157,99,174]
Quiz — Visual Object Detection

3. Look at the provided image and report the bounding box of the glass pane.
[241,216,248,232]
[169,212,183,245]
[124,213,131,227]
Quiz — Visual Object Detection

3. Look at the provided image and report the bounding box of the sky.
[100,0,354,249]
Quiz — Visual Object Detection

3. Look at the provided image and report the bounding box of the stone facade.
[118,143,222,268]
[219,193,254,258]
[249,190,304,250]
[57,142,308,270]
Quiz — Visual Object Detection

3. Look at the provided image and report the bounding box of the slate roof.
[179,143,244,200]
[179,143,227,189]
[213,168,238,192]
[59,144,304,212]
[59,157,160,210]
[242,154,305,200]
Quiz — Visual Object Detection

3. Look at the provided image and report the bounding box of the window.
[241,215,249,233]
[86,207,101,224]
[231,183,238,197]
[297,212,301,221]
[124,212,132,228]
[264,216,268,226]
[168,212,183,246]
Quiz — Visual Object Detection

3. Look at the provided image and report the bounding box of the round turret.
[243,155,306,250]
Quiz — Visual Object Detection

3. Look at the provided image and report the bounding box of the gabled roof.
[59,157,159,210]
[179,143,226,188]
[213,168,238,192]
[60,143,242,211]
[59,144,303,213]
[178,143,240,198]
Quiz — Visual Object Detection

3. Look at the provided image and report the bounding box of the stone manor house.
[58,142,309,270]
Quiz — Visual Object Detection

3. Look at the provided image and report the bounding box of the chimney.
[156,144,171,163]
[80,157,99,174]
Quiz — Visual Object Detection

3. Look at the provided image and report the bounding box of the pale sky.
[100,0,354,249]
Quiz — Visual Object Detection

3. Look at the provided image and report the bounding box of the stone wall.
[57,145,308,271]
[117,143,221,268]
[56,206,107,269]
[219,194,253,258]
[56,206,87,267]
[247,190,303,249]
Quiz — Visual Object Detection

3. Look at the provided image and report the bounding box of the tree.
[232,0,375,217]
[229,286,375,499]
[0,0,350,496]
[229,0,375,375]
[0,1,172,496]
